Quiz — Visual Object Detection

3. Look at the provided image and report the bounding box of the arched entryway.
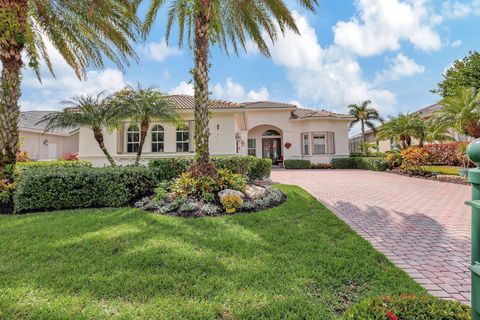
[247,125,283,164]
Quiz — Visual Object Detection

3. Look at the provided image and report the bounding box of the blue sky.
[19,0,480,134]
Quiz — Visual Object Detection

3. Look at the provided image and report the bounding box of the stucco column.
[238,131,248,155]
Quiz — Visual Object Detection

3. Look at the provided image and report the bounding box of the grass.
[0,185,425,319]
[421,165,461,176]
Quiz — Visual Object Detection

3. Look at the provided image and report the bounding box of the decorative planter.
[226,208,236,214]
[459,168,470,178]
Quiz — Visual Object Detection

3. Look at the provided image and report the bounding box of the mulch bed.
[387,169,469,185]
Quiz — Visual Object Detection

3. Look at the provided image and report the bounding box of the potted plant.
[457,142,472,178]
[220,195,244,214]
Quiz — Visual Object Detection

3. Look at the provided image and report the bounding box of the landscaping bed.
[388,168,469,185]
[0,185,434,319]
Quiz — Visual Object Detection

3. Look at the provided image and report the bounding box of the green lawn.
[421,165,461,176]
[0,185,424,319]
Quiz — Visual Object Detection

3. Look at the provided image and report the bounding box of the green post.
[466,139,480,320]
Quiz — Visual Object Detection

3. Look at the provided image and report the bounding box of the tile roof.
[242,101,296,109]
[19,111,79,135]
[291,108,356,120]
[166,95,244,110]
[415,103,443,118]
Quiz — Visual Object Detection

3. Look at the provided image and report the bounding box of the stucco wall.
[20,130,79,160]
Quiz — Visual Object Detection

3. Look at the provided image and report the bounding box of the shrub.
[310,163,334,169]
[284,159,311,169]
[343,295,470,320]
[385,151,402,169]
[16,160,92,174]
[14,167,159,213]
[424,142,474,167]
[332,158,357,169]
[220,195,244,211]
[355,157,388,171]
[16,150,30,162]
[149,156,272,181]
[401,147,431,174]
[59,152,79,161]
[217,169,247,192]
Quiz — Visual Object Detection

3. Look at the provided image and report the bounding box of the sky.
[19,0,480,135]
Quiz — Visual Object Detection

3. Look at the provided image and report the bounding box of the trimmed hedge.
[284,159,311,169]
[148,156,272,181]
[332,157,388,171]
[14,167,159,213]
[344,295,470,320]
[15,160,92,174]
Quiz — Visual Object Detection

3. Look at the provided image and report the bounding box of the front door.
[262,138,281,163]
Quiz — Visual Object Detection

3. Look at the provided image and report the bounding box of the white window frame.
[248,139,256,156]
[151,125,164,153]
[176,125,190,152]
[312,132,327,155]
[301,132,310,155]
[126,125,140,153]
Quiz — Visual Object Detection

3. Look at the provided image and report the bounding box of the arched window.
[151,125,164,152]
[126,125,140,153]
[262,129,281,136]
[176,125,189,152]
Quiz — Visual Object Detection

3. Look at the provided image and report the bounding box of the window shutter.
[188,121,195,152]
[117,125,124,154]
[327,132,335,154]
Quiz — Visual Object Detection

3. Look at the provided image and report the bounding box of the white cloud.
[333,0,442,56]
[212,78,269,101]
[374,53,425,83]
[442,0,480,19]
[451,39,462,47]
[20,42,127,111]
[169,81,194,95]
[267,11,397,114]
[143,38,181,61]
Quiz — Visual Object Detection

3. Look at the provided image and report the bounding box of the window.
[312,133,326,154]
[126,125,140,153]
[302,133,309,155]
[176,125,189,152]
[248,139,256,156]
[151,125,164,152]
[262,130,281,136]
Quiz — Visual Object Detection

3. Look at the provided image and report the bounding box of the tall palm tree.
[377,113,425,149]
[142,0,318,176]
[109,86,181,165]
[348,100,383,146]
[40,93,120,166]
[436,87,480,138]
[0,0,140,180]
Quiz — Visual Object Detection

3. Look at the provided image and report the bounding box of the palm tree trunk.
[0,0,28,181]
[360,120,366,154]
[191,0,216,177]
[135,120,149,166]
[93,129,116,167]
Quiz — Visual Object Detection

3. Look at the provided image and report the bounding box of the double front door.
[262,138,281,163]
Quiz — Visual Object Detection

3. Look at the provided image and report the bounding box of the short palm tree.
[110,86,181,165]
[0,0,140,179]
[348,100,383,146]
[422,118,455,145]
[377,113,425,149]
[436,87,480,138]
[40,93,120,166]
[142,0,318,176]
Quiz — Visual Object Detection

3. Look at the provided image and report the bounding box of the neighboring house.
[348,103,471,153]
[19,111,79,160]
[78,95,354,166]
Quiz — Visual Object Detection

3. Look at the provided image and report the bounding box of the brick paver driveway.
[272,169,471,304]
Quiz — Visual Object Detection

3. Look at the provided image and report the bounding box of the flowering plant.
[284,142,292,149]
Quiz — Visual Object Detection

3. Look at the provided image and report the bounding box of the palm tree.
[436,87,480,138]
[421,118,455,145]
[109,86,181,165]
[348,100,383,147]
[40,93,120,166]
[377,113,425,149]
[0,0,140,180]
[142,0,318,176]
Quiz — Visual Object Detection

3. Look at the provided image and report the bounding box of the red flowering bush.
[424,142,473,167]
[343,295,470,320]
[401,147,431,175]
[59,152,79,161]
[16,150,30,162]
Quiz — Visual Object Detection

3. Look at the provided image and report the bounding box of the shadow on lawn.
[0,187,427,319]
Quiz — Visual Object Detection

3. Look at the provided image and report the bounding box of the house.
[348,103,471,153]
[18,96,354,164]
[77,95,354,166]
[19,111,79,160]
